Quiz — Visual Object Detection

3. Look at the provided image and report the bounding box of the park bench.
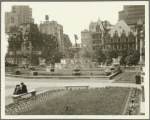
[65,85,89,90]
[11,89,37,101]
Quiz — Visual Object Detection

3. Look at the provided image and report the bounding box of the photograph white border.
[1,1,149,119]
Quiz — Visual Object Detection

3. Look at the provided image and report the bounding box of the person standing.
[21,82,28,93]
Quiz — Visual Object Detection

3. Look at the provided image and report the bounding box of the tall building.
[81,17,112,51]
[119,5,145,24]
[5,5,34,32]
[89,18,105,51]
[101,20,112,29]
[40,16,64,52]
[81,29,92,47]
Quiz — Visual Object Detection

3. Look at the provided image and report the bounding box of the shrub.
[125,55,139,65]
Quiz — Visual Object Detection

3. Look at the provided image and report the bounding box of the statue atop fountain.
[74,34,78,47]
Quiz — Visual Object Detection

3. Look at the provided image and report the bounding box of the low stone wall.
[5,89,67,115]
[120,66,139,72]
[109,71,121,80]
[5,67,17,73]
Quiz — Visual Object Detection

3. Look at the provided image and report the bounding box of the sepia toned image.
[1,1,149,119]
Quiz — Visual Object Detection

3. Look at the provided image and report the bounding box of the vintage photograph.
[1,1,149,119]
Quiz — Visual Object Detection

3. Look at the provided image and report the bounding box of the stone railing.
[120,66,140,72]
[5,67,17,73]
[5,89,67,115]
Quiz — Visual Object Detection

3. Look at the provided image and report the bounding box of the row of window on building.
[8,50,42,56]
[104,37,135,43]
[92,43,136,51]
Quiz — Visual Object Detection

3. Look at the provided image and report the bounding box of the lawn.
[19,87,130,115]
[113,72,137,83]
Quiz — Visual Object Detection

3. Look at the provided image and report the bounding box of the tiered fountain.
[32,35,110,77]
[72,35,82,76]
[72,46,81,76]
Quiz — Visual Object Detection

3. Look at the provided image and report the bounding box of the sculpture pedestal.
[20,58,29,68]
[139,60,145,71]
[73,68,81,76]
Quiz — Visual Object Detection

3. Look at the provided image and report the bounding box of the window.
[132,44,135,47]
[104,46,105,49]
[130,44,132,47]
[9,45,13,49]
[93,46,95,51]
[111,39,113,43]
[9,51,14,55]
[18,37,21,41]
[126,38,128,42]
[92,35,95,39]
[16,44,21,49]
[118,38,120,42]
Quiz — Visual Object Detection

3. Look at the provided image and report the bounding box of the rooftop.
[107,20,136,37]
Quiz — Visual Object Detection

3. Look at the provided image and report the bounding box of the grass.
[19,87,130,115]
[113,72,137,83]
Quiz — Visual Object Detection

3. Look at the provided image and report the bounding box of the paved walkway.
[5,77,142,105]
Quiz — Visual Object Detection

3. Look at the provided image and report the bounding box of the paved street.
[5,76,141,105]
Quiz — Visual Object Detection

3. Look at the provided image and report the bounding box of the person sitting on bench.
[13,85,22,95]
[21,82,28,93]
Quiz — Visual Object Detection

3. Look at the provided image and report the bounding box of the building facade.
[81,18,112,51]
[104,20,136,55]
[40,17,64,52]
[81,29,92,47]
[119,5,145,51]
[119,5,145,24]
[6,23,58,65]
[5,5,34,32]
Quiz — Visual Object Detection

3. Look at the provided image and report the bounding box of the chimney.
[45,15,49,21]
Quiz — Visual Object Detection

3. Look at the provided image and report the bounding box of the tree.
[93,46,106,63]
[42,48,63,65]
[79,46,93,59]
[119,47,140,65]
[52,51,63,63]
[31,54,39,65]
[124,48,140,65]
[107,48,119,62]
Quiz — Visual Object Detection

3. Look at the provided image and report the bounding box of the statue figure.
[74,34,78,47]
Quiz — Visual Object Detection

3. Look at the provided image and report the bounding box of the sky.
[2,2,146,45]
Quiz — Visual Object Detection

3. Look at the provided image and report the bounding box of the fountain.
[72,46,81,76]
[29,35,111,77]
[71,34,81,75]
